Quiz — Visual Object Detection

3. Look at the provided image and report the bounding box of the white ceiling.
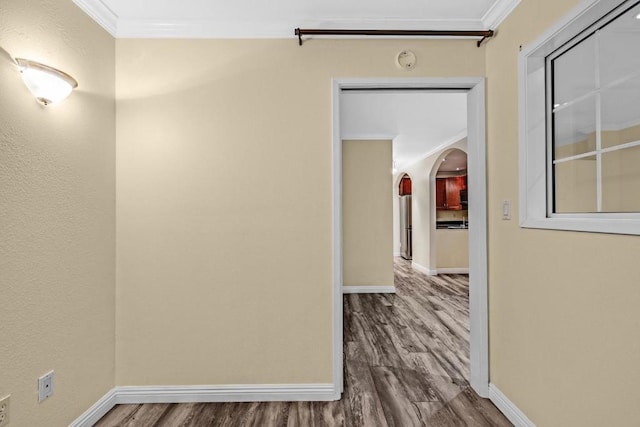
[437,148,468,173]
[340,91,467,171]
[72,0,521,38]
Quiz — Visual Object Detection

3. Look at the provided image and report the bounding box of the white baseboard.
[411,262,437,276]
[342,286,396,294]
[72,384,338,426]
[436,268,469,274]
[69,388,117,427]
[489,383,536,427]
[115,384,338,404]
[393,252,401,257]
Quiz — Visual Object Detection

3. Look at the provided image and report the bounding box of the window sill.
[520,216,640,235]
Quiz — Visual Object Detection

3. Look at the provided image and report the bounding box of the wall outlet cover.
[38,371,54,402]
[0,395,10,427]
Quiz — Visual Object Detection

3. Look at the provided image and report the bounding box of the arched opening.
[398,173,413,260]
[429,148,469,273]
[399,173,412,196]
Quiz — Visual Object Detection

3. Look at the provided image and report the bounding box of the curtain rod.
[294,28,494,47]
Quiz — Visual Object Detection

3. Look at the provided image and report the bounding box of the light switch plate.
[38,371,54,402]
[502,200,512,220]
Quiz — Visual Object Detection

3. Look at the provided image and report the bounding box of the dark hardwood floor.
[95,258,511,427]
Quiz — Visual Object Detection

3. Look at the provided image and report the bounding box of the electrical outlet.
[38,371,54,402]
[0,394,10,427]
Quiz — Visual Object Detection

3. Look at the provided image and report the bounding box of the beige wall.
[115,39,485,385]
[555,157,597,213]
[343,140,394,287]
[486,0,640,425]
[555,126,640,213]
[0,1,115,425]
[4,0,640,424]
[436,230,469,269]
[602,144,640,212]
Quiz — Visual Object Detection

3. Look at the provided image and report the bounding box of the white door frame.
[332,77,489,398]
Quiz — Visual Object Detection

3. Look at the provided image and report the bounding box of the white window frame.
[519,0,640,235]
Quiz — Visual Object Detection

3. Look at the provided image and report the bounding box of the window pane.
[601,74,640,148]
[554,156,598,213]
[552,34,596,105]
[601,145,640,212]
[553,96,596,159]
[598,3,640,87]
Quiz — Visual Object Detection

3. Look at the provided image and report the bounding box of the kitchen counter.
[436,220,468,229]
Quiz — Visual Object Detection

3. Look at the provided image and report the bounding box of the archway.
[429,148,468,273]
[398,173,413,260]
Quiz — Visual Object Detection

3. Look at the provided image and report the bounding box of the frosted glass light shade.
[15,58,78,106]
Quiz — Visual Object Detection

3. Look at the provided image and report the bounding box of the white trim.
[481,0,522,29]
[69,388,117,427]
[489,384,536,427]
[71,3,522,39]
[71,384,337,426]
[466,79,490,397]
[519,0,640,235]
[554,139,640,164]
[341,133,397,141]
[436,268,469,274]
[411,261,438,276]
[331,80,344,395]
[333,77,489,399]
[73,15,498,39]
[342,286,396,294]
[72,0,118,36]
[553,151,598,164]
[115,18,491,39]
[115,384,338,404]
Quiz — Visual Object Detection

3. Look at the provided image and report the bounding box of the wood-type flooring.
[95,258,511,427]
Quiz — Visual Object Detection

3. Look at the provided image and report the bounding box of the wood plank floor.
[95,258,511,427]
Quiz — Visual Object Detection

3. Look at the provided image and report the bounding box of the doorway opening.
[432,148,469,275]
[398,174,413,261]
[332,78,488,399]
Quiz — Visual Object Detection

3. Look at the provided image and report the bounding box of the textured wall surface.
[0,0,115,425]
[343,140,394,287]
[115,38,485,385]
[486,0,640,424]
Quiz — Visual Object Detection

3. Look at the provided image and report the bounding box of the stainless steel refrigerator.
[399,195,412,260]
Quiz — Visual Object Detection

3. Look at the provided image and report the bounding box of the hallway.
[96,259,510,426]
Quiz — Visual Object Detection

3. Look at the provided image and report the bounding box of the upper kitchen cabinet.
[399,174,412,196]
[436,175,467,210]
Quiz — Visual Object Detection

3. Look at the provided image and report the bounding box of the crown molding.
[481,0,522,29]
[72,0,118,36]
[72,1,520,39]
[115,18,488,39]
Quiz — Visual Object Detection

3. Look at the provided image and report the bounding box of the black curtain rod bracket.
[294,28,494,47]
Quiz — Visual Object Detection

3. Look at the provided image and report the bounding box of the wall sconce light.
[15,58,78,106]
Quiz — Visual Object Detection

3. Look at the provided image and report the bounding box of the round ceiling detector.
[396,50,417,70]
